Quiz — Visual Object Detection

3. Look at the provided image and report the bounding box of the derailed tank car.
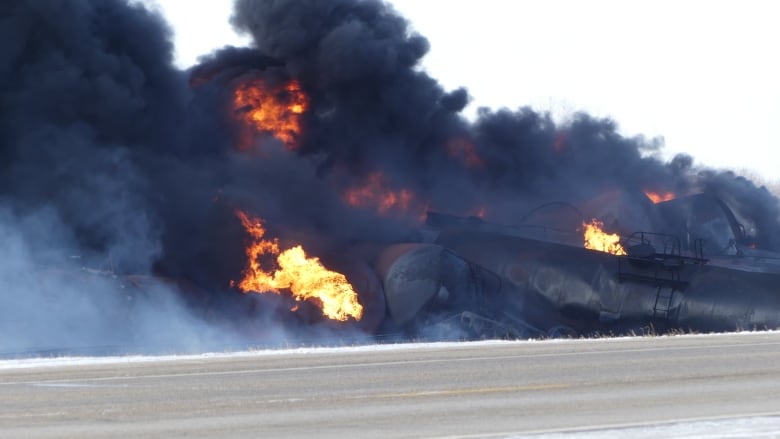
[433,227,780,336]
[372,243,567,339]
[373,194,780,338]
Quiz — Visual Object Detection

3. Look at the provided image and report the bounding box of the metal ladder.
[652,285,676,319]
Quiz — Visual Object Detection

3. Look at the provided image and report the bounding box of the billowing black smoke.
[1,0,778,355]
[0,0,291,354]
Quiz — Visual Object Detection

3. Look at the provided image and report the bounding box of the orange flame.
[644,190,676,204]
[552,132,567,153]
[583,219,626,255]
[233,79,308,150]
[469,206,487,219]
[233,210,363,321]
[446,138,484,168]
[344,173,415,215]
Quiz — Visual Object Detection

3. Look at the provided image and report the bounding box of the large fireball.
[232,210,363,322]
[233,79,308,150]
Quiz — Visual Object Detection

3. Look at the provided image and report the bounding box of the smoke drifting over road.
[1,0,778,355]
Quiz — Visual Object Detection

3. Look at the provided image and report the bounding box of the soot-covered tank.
[371,193,780,338]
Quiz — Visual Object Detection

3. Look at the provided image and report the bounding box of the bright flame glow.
[344,172,415,215]
[233,79,308,150]
[552,131,567,153]
[644,190,676,204]
[469,206,487,218]
[233,210,363,321]
[446,138,484,168]
[583,219,626,255]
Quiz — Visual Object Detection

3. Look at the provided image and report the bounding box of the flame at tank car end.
[232,210,363,322]
[582,219,627,255]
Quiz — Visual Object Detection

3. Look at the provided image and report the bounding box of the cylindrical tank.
[435,229,780,335]
[374,243,567,338]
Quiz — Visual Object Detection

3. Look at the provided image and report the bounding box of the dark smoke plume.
[1,0,778,355]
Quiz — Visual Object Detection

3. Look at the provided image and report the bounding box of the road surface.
[3,332,780,438]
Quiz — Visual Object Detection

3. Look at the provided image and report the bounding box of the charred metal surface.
[420,215,780,337]
[373,244,547,339]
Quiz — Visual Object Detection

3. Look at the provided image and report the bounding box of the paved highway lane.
[3,332,780,438]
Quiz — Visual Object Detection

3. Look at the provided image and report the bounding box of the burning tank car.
[371,193,780,339]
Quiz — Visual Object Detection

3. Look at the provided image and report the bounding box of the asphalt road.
[3,332,780,438]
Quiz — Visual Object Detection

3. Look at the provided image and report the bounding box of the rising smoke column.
[0,0,195,272]
[223,0,779,248]
[0,0,266,354]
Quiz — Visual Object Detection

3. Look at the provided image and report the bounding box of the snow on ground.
[511,416,780,438]
[0,339,506,370]
[1,330,778,371]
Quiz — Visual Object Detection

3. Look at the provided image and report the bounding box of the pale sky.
[148,0,779,182]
